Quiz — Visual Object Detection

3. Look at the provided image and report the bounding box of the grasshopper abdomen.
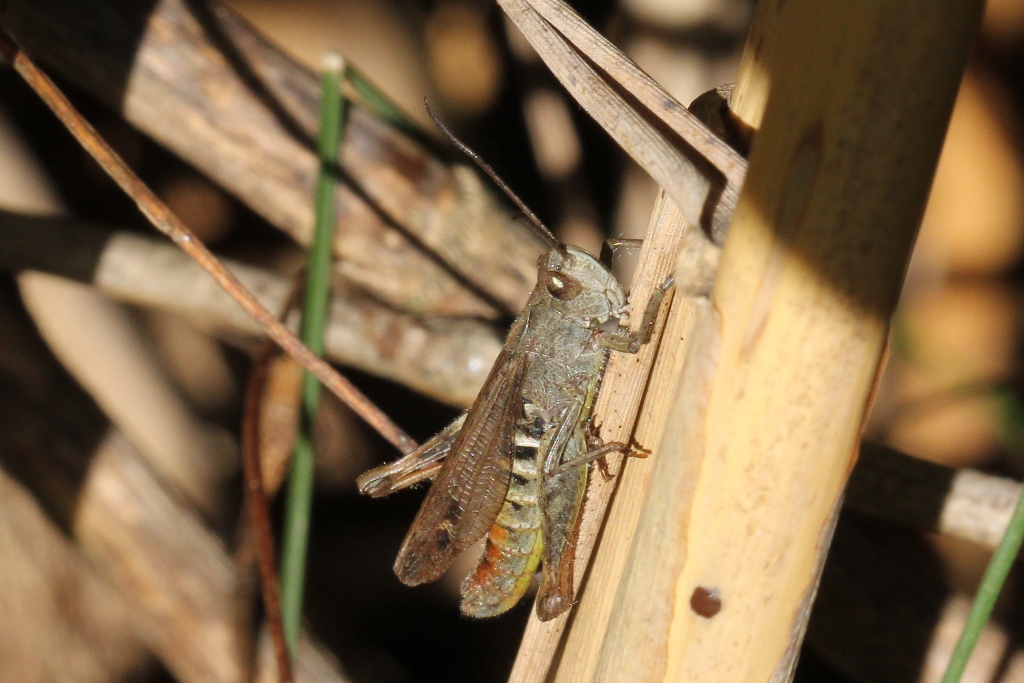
[461,437,545,617]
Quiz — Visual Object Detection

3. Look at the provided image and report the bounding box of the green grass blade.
[941,473,1024,682]
[345,65,415,131]
[280,52,347,656]
[344,66,442,153]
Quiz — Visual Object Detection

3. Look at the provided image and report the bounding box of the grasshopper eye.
[545,270,582,300]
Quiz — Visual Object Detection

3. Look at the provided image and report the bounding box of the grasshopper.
[357,105,672,621]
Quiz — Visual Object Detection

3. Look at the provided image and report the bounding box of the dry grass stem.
[0,28,416,454]
[520,0,747,234]
[240,344,293,683]
[552,247,701,683]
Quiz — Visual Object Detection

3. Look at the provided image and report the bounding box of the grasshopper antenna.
[423,99,567,255]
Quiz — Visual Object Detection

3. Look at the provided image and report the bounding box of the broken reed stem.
[280,53,346,656]
[241,343,293,683]
[498,0,743,241]
[0,28,417,456]
[520,0,747,227]
[942,487,1024,682]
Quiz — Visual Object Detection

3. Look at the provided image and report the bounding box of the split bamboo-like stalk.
[589,1,984,681]
[498,0,746,242]
[0,0,543,318]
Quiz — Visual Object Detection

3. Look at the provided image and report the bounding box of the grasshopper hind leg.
[355,413,466,497]
[554,419,650,480]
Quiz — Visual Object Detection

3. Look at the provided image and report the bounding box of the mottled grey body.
[356,244,670,621]
[460,292,612,618]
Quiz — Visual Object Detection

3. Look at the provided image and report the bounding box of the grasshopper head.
[539,245,627,326]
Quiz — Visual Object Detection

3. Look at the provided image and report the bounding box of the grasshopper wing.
[356,413,466,497]
[393,338,529,586]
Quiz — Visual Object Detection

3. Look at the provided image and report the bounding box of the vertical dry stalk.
[240,344,293,683]
[589,1,984,682]
[507,193,689,683]
[551,230,701,683]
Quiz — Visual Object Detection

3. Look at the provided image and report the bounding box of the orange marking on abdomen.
[471,547,500,583]
[488,524,509,546]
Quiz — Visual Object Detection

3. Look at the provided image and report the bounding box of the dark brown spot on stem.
[690,586,722,618]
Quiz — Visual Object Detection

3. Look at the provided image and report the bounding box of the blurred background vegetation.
[4,0,1024,682]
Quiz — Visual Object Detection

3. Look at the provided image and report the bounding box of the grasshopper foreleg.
[599,276,675,354]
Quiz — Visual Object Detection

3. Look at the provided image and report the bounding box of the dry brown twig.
[240,342,293,683]
[0,27,418,456]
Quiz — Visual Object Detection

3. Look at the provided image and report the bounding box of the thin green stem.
[345,66,415,130]
[344,66,442,153]
[941,477,1024,682]
[280,53,347,657]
